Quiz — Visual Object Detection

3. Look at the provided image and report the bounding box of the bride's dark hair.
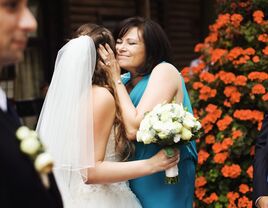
[75,23,134,161]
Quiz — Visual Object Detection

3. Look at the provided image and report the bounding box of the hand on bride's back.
[147,149,180,174]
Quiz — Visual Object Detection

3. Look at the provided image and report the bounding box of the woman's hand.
[98,44,121,81]
[147,149,180,174]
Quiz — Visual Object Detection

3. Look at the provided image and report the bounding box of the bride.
[36,23,179,208]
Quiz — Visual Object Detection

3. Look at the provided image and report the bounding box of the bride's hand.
[98,44,121,81]
[147,149,180,174]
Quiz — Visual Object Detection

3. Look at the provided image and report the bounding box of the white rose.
[139,118,151,131]
[183,118,195,129]
[171,121,182,134]
[195,121,202,131]
[34,152,53,173]
[173,134,181,143]
[20,137,41,155]
[160,111,171,122]
[137,130,155,144]
[16,126,31,141]
[152,120,164,132]
[181,127,193,140]
[158,131,168,139]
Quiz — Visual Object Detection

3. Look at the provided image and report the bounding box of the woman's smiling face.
[115,27,146,73]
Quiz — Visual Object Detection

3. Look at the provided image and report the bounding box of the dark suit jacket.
[253,113,268,207]
[0,107,63,208]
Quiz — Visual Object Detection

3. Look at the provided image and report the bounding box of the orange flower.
[195,176,207,188]
[253,10,264,24]
[203,193,218,204]
[195,188,206,200]
[199,71,216,83]
[252,84,266,94]
[227,203,238,208]
[194,43,205,52]
[205,104,218,113]
[231,14,243,27]
[224,100,231,107]
[223,86,240,102]
[244,47,255,55]
[235,75,247,86]
[232,130,243,139]
[237,196,252,208]
[219,71,236,84]
[212,142,223,154]
[221,164,241,178]
[193,82,204,90]
[217,115,233,131]
[248,72,268,81]
[198,150,210,165]
[199,86,217,101]
[214,152,228,164]
[227,47,243,61]
[205,134,215,144]
[252,55,260,63]
[239,184,250,194]
[227,192,240,203]
[247,165,253,179]
[205,33,218,44]
[263,46,268,55]
[262,93,268,101]
[211,48,228,64]
[222,138,234,149]
[258,34,268,42]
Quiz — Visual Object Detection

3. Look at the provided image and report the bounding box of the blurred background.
[0,0,216,127]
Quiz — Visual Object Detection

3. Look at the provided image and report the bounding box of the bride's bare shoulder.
[92,85,115,110]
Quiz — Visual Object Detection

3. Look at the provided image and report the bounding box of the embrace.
[37,17,197,208]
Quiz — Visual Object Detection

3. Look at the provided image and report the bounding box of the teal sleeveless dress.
[122,71,197,208]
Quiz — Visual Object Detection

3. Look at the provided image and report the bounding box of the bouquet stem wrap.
[165,165,179,184]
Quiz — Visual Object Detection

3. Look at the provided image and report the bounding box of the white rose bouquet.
[136,103,201,184]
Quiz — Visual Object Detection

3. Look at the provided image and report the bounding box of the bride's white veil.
[36,36,96,202]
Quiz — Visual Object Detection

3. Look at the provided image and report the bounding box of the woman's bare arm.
[86,86,179,184]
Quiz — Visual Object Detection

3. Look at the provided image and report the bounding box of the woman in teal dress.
[98,17,197,208]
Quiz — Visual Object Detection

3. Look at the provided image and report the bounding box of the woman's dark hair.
[75,23,134,161]
[113,17,172,75]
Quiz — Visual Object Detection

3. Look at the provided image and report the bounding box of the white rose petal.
[29,130,38,139]
[183,118,195,129]
[16,126,31,141]
[20,138,40,155]
[173,134,181,143]
[181,127,193,140]
[158,131,168,139]
[171,122,182,134]
[195,121,202,130]
[34,153,53,173]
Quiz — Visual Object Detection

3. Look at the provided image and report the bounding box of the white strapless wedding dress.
[54,132,142,208]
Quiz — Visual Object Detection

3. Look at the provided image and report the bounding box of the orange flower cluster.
[214,152,228,164]
[198,149,210,165]
[183,2,268,207]
[237,196,252,208]
[203,193,218,204]
[221,164,241,178]
[233,109,264,129]
[253,10,265,24]
[201,104,222,133]
[195,176,207,188]
[217,115,233,131]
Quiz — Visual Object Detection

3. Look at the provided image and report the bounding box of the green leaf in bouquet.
[164,147,175,157]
